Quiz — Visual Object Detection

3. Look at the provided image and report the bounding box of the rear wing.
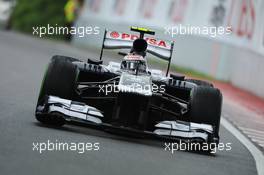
[99,29,174,76]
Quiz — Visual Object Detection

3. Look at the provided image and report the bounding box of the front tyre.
[36,56,79,126]
[189,86,222,137]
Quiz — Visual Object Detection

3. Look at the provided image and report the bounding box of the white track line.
[239,127,264,135]
[249,136,264,142]
[242,131,264,138]
[221,118,264,175]
[251,139,264,145]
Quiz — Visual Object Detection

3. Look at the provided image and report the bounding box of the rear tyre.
[186,79,213,87]
[189,86,222,137]
[51,55,81,63]
[36,56,79,126]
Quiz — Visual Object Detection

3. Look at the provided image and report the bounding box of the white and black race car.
[35,27,222,149]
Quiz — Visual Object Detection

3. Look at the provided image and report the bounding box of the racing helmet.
[130,38,148,57]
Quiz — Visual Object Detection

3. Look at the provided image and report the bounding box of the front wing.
[36,96,217,144]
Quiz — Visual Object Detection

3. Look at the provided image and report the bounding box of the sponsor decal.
[124,54,144,60]
[107,31,170,49]
[110,31,120,38]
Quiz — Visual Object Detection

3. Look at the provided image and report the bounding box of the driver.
[120,38,148,73]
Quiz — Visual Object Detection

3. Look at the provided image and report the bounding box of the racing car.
[35,27,222,150]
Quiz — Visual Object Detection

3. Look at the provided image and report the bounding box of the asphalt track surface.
[0,31,258,175]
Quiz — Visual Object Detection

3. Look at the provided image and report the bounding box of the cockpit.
[120,59,147,74]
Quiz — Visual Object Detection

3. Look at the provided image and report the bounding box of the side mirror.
[87,59,103,65]
[118,52,127,56]
[170,73,185,81]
